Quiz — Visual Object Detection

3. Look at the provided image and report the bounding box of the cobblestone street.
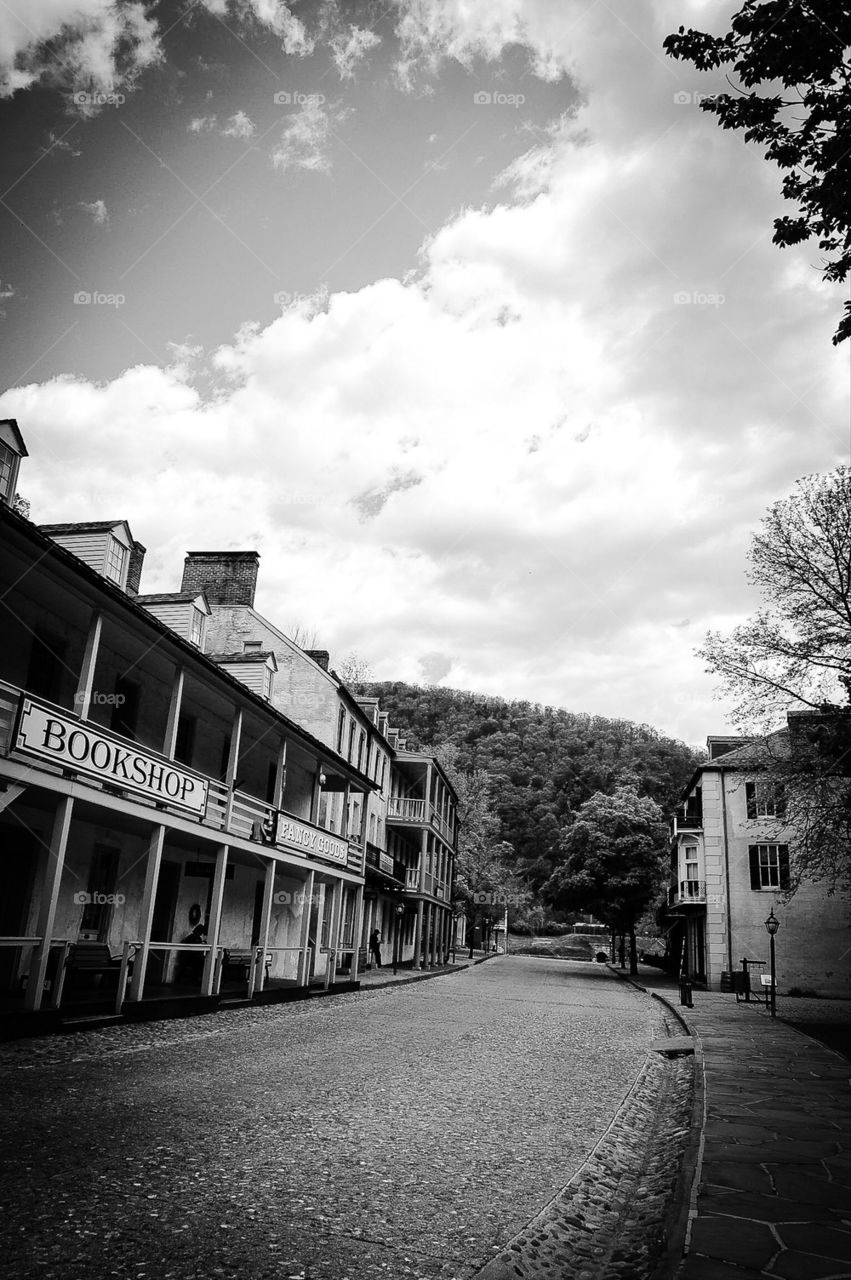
[0,958,670,1280]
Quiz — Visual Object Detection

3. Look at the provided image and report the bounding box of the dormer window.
[190,608,204,647]
[104,536,128,586]
[0,442,15,503]
[263,665,274,699]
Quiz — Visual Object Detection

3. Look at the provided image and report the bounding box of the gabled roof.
[708,729,789,768]
[137,591,210,610]
[39,520,128,534]
[0,418,28,456]
[207,650,278,670]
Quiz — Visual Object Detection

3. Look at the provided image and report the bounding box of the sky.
[0,0,848,750]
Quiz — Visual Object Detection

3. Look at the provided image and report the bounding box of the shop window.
[79,846,119,941]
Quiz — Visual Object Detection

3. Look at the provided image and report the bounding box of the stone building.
[668,730,850,997]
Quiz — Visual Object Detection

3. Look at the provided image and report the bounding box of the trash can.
[679,975,693,1008]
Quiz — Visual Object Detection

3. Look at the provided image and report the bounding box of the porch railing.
[669,879,707,906]
[387,796,426,822]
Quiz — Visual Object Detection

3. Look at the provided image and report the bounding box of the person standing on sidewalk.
[369,928,382,968]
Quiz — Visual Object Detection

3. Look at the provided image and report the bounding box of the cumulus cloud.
[330,24,381,79]
[189,110,255,138]
[271,98,349,174]
[221,109,255,138]
[0,278,14,318]
[199,0,314,57]
[79,197,109,226]
[1,0,846,741]
[0,0,161,101]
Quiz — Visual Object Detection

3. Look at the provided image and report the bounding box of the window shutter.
[779,845,790,891]
[775,784,786,819]
[745,781,756,820]
[748,846,761,889]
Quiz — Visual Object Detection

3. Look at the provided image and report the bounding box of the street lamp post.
[764,908,780,1019]
[393,902,405,976]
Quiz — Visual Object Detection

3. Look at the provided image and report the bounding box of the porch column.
[297,869,315,985]
[309,767,322,825]
[326,878,344,987]
[24,796,74,1011]
[340,782,351,840]
[413,899,424,970]
[273,739,288,809]
[128,825,166,1001]
[252,857,276,996]
[350,883,365,981]
[365,896,376,967]
[429,903,438,968]
[163,666,185,759]
[224,709,243,829]
[201,844,229,996]
[73,611,103,720]
[419,829,428,891]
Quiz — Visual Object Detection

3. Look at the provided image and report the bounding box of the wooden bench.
[66,942,123,994]
[222,949,271,983]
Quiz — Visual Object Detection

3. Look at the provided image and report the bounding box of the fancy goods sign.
[275,814,347,866]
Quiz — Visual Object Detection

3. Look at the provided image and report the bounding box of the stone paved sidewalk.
[619,967,851,1280]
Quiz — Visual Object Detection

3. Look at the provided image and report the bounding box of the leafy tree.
[700,466,851,893]
[700,468,851,725]
[366,681,702,888]
[544,785,668,975]
[664,2,851,344]
[12,493,30,518]
[337,651,373,687]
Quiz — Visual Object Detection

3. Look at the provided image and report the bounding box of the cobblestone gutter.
[472,1011,696,1280]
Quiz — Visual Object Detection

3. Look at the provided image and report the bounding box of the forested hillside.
[362,682,704,888]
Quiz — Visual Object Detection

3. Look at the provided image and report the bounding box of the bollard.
[679,977,693,1008]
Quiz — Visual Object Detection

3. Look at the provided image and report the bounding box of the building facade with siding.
[0,430,383,1028]
[0,423,457,1031]
[168,551,458,973]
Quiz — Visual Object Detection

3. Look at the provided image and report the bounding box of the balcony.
[1,682,363,877]
[387,796,426,824]
[365,842,406,883]
[386,795,453,841]
[668,879,707,909]
[674,804,703,833]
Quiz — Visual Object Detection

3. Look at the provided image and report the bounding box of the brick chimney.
[181,551,259,607]
[126,540,147,596]
[306,649,330,671]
